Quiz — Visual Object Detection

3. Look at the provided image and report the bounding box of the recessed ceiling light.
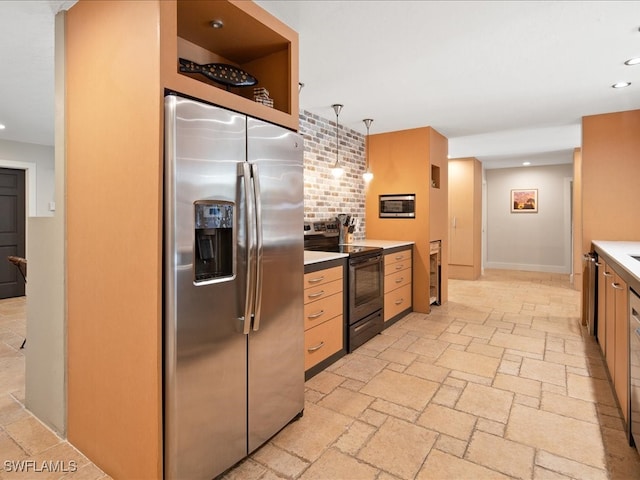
[612,81,631,88]
[522,161,531,166]
[624,57,640,66]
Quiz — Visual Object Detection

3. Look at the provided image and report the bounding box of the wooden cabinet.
[64,1,300,477]
[365,127,449,313]
[613,271,629,425]
[597,257,630,429]
[448,158,482,280]
[384,247,413,325]
[161,0,299,131]
[596,260,608,356]
[304,262,346,378]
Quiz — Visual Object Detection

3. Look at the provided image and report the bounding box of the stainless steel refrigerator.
[164,94,304,480]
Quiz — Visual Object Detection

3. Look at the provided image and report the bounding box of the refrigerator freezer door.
[164,95,248,480]
[247,117,305,452]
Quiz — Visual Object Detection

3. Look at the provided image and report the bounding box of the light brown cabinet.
[384,248,413,324]
[613,271,629,425]
[303,264,346,376]
[598,258,630,428]
[596,260,609,356]
[448,158,482,280]
[161,0,300,131]
[64,1,300,476]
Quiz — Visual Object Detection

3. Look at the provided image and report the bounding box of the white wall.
[485,164,573,273]
[0,138,55,217]
[25,11,66,436]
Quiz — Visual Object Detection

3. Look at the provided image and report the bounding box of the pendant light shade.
[331,104,344,178]
[363,118,374,182]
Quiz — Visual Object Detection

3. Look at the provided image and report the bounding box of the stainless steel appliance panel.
[246,117,304,452]
[630,288,640,453]
[165,96,248,479]
[349,253,384,322]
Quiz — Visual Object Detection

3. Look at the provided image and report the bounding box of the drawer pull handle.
[307,276,325,284]
[395,265,403,270]
[307,290,325,299]
[603,272,613,277]
[595,262,603,267]
[307,342,325,352]
[395,255,403,260]
[395,298,404,305]
[395,277,404,284]
[611,282,624,290]
[307,310,325,319]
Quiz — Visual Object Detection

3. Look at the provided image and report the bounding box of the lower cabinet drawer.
[384,269,411,294]
[384,283,412,321]
[303,292,343,331]
[304,315,343,370]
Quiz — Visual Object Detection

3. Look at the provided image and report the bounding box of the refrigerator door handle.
[252,163,264,331]
[239,162,256,334]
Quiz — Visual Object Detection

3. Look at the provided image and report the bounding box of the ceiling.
[1,1,639,168]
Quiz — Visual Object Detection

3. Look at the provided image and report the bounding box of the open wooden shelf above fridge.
[161,0,299,131]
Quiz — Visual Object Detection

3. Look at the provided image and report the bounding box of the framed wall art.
[511,189,538,213]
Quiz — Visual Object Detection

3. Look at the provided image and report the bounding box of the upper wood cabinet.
[160,0,300,131]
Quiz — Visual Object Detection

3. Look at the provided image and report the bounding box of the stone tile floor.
[1,270,639,479]
[227,270,640,480]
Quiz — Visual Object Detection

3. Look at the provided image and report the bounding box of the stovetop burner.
[304,220,382,258]
[305,244,383,257]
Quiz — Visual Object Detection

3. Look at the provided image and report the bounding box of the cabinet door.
[596,260,607,355]
[605,268,616,379]
[613,272,629,425]
[448,161,474,266]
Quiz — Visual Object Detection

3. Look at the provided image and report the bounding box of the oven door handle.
[350,254,382,267]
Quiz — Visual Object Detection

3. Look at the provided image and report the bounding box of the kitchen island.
[590,240,640,451]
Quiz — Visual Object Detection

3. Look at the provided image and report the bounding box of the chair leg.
[20,339,26,349]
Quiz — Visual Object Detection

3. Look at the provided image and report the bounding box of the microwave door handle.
[238,162,256,335]
[252,163,263,332]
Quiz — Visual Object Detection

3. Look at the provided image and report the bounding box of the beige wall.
[25,10,67,436]
[582,109,640,251]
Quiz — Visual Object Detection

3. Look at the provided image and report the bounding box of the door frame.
[0,159,37,217]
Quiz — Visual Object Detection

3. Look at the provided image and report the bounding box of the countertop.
[592,240,640,287]
[303,250,348,266]
[303,239,415,266]
[351,239,415,249]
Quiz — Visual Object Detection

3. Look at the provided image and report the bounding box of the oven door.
[349,253,383,323]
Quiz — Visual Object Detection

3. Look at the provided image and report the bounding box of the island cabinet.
[384,247,413,326]
[303,260,347,379]
[612,271,629,426]
[593,244,631,437]
[65,1,299,478]
[596,259,610,357]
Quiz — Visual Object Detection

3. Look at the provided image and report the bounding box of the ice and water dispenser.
[194,201,234,283]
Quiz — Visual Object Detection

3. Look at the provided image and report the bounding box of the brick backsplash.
[300,110,367,240]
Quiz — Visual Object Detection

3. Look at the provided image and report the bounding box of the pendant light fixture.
[331,104,344,178]
[362,118,374,182]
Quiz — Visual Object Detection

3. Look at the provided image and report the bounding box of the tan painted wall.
[366,127,448,312]
[582,110,640,252]
[66,1,163,478]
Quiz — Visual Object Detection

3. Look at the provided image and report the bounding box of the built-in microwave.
[379,194,416,218]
